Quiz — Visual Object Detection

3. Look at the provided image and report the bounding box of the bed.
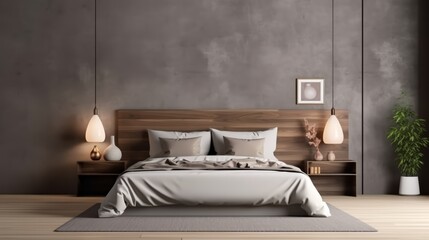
[98,109,348,218]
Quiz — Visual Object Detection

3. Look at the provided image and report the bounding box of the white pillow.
[148,129,211,157]
[210,127,278,160]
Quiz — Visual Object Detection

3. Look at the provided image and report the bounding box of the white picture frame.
[296,79,324,104]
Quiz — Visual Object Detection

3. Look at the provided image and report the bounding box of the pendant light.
[323,0,344,145]
[85,0,105,160]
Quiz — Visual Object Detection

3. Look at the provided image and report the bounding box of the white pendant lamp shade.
[323,114,344,144]
[85,114,106,143]
[323,0,344,146]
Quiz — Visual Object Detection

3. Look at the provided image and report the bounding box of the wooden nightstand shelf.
[77,161,127,196]
[306,160,357,196]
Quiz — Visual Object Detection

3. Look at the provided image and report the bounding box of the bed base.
[122,205,307,217]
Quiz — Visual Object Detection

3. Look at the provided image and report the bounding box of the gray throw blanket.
[125,157,303,173]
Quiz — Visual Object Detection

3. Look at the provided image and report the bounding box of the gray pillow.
[148,129,211,157]
[159,137,202,157]
[210,128,278,160]
[223,136,265,157]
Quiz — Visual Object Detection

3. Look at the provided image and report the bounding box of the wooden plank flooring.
[0,195,428,240]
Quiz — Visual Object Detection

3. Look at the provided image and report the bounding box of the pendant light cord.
[361,0,364,195]
[331,0,335,115]
[93,0,98,115]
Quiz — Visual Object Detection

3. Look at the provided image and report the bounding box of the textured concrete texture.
[363,0,419,194]
[0,0,420,194]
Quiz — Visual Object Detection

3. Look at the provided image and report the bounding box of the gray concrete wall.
[0,0,419,194]
[363,0,419,194]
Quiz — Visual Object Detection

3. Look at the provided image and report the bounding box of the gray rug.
[56,204,376,232]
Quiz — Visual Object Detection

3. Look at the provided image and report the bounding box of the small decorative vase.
[90,145,101,160]
[314,149,323,161]
[103,135,122,161]
[327,151,336,161]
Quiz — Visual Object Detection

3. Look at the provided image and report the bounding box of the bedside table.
[306,160,357,196]
[77,161,127,196]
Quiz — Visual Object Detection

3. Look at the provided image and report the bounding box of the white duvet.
[98,156,331,217]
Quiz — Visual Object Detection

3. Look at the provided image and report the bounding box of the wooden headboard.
[116,109,348,169]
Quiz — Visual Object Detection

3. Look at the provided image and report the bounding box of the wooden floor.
[0,195,428,240]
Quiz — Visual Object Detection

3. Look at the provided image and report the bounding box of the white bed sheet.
[98,156,331,218]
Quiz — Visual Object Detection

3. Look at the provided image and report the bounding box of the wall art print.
[296,79,324,104]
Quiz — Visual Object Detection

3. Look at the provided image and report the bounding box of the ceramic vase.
[314,149,323,161]
[327,151,336,161]
[103,135,122,161]
[90,145,101,160]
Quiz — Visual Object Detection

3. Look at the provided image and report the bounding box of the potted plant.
[387,92,429,195]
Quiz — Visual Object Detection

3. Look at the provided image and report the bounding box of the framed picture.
[296,79,324,104]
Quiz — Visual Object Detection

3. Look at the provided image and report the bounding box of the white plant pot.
[399,176,420,196]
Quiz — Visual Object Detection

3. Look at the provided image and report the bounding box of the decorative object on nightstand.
[323,0,344,161]
[85,0,105,161]
[327,151,335,161]
[306,160,356,196]
[77,160,127,196]
[304,119,323,161]
[387,91,429,196]
[103,135,122,161]
[89,145,102,160]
